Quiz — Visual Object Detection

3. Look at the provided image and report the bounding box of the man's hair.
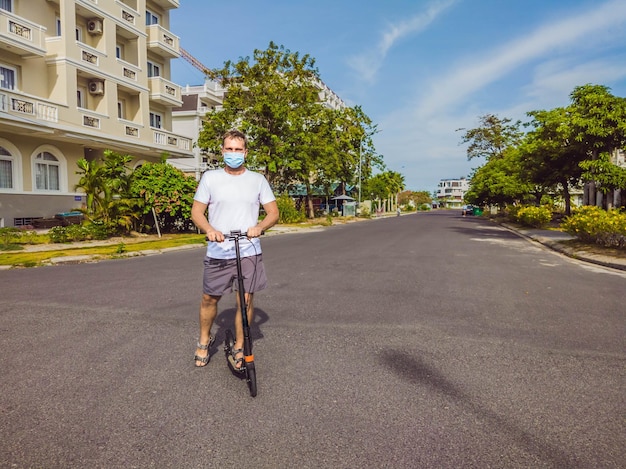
[222,129,247,149]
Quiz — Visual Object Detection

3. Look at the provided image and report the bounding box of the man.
[191,129,279,368]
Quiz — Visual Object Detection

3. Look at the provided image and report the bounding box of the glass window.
[147,61,160,77]
[0,146,13,189]
[145,10,159,25]
[56,16,61,36]
[0,65,16,90]
[35,152,60,191]
[149,112,162,128]
[0,0,12,13]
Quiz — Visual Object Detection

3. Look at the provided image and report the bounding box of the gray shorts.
[202,254,267,296]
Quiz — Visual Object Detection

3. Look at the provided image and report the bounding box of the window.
[76,27,82,42]
[118,100,125,119]
[77,87,86,108]
[0,0,12,13]
[0,146,13,189]
[147,61,160,77]
[0,65,16,90]
[56,16,61,36]
[149,112,162,129]
[116,43,124,60]
[35,152,60,191]
[145,10,159,25]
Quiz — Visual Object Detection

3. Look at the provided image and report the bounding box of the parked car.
[462,205,475,216]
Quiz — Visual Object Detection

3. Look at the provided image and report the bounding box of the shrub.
[48,222,114,243]
[0,227,22,250]
[512,205,552,228]
[276,194,305,224]
[562,206,626,248]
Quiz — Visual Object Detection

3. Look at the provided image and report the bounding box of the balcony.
[0,89,58,124]
[148,0,180,10]
[148,76,183,107]
[117,59,140,84]
[0,9,46,57]
[152,128,191,154]
[146,24,179,58]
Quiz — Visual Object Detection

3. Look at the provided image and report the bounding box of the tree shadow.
[380,349,576,467]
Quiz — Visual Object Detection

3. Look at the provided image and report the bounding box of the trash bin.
[472,207,483,216]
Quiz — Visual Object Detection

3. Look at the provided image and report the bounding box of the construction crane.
[179,47,211,76]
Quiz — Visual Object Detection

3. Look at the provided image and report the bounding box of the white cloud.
[416,0,626,118]
[348,0,457,83]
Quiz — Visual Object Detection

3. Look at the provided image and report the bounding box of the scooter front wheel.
[246,361,257,397]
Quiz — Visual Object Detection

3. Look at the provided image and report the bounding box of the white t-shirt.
[194,168,276,259]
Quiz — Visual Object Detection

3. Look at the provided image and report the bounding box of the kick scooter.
[222,230,258,397]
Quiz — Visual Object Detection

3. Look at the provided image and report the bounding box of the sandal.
[229,348,244,372]
[194,336,215,367]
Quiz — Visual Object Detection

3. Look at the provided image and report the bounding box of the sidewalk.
[502,223,626,272]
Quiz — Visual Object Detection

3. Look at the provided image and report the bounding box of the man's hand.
[246,226,264,238]
[205,230,224,243]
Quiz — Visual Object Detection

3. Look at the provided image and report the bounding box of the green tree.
[464,148,534,208]
[75,150,138,233]
[567,84,626,206]
[197,42,382,218]
[458,114,523,161]
[130,162,198,232]
[520,107,584,215]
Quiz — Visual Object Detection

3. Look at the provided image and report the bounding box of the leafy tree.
[580,152,626,199]
[464,148,534,208]
[363,171,405,211]
[458,114,523,161]
[197,42,382,217]
[399,190,432,207]
[130,162,198,232]
[567,84,626,205]
[75,150,138,233]
[520,107,584,215]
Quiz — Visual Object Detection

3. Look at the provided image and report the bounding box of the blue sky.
[171,0,626,192]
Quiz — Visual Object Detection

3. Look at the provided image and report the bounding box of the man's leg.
[194,293,220,367]
[233,293,254,367]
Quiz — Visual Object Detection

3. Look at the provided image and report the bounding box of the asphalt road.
[1,211,624,468]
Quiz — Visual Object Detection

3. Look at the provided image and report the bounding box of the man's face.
[222,137,246,155]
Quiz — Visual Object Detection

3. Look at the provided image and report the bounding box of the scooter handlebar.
[206,229,265,242]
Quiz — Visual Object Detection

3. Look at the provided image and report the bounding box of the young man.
[191,130,279,368]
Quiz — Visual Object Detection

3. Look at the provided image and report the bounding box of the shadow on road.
[380,349,575,467]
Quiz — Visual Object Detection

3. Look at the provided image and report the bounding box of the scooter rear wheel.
[224,329,234,357]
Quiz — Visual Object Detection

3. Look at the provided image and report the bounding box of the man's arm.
[191,200,224,242]
[248,200,279,238]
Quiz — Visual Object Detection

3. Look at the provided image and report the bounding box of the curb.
[501,223,626,272]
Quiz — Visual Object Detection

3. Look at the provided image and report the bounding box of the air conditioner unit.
[88,79,104,95]
[87,19,103,35]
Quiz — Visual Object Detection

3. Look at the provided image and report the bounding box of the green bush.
[276,194,305,224]
[0,227,22,250]
[511,205,552,228]
[562,206,626,248]
[48,222,113,243]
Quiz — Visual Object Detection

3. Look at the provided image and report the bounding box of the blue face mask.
[223,152,245,169]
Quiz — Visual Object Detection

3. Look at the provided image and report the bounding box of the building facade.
[436,177,469,209]
[0,0,192,227]
[169,80,225,179]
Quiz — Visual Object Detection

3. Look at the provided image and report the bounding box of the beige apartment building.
[0,0,192,227]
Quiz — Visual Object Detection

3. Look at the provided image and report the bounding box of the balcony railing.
[0,9,46,57]
[117,59,140,83]
[0,90,58,123]
[153,128,191,152]
[146,24,179,58]
[148,76,183,107]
